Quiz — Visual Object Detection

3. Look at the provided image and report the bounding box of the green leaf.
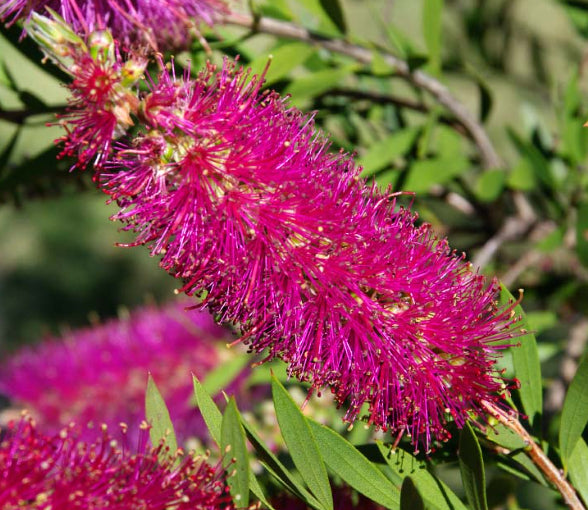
[358,128,420,177]
[272,376,333,510]
[193,375,274,510]
[576,202,588,268]
[507,158,536,191]
[193,373,222,446]
[485,423,527,451]
[458,423,488,510]
[499,285,542,425]
[145,375,178,460]
[222,398,250,509]
[318,0,347,34]
[560,355,588,468]
[495,452,546,485]
[285,66,355,105]
[0,60,17,90]
[248,42,316,86]
[376,442,468,510]
[308,421,400,509]
[508,128,552,188]
[475,170,506,203]
[477,79,493,123]
[400,477,425,510]
[202,352,250,396]
[569,438,588,506]
[422,0,443,75]
[295,0,340,35]
[242,418,321,508]
[404,157,470,193]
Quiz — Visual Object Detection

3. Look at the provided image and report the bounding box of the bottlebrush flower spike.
[0,301,237,443]
[26,12,146,170]
[2,0,229,51]
[93,58,520,452]
[0,416,234,509]
[35,18,519,449]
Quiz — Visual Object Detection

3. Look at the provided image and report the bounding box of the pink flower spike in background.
[0,416,234,509]
[0,301,236,443]
[1,0,229,50]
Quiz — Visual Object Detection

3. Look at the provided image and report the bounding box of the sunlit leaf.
[422,0,443,75]
[358,127,420,177]
[560,355,588,468]
[249,42,316,86]
[459,423,488,510]
[145,374,177,461]
[376,442,467,510]
[499,285,542,425]
[222,398,250,508]
[193,373,222,446]
[569,438,588,506]
[272,376,333,510]
[319,0,347,34]
[308,420,400,509]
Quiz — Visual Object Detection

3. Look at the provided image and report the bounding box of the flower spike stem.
[482,400,585,510]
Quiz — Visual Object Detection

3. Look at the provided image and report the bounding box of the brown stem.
[317,88,469,137]
[482,400,585,510]
[218,11,502,170]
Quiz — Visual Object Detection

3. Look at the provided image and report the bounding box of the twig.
[317,88,468,136]
[482,400,585,510]
[218,11,503,170]
[472,191,537,270]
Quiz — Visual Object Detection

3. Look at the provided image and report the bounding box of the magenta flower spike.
[95,58,519,451]
[0,301,233,443]
[0,416,234,509]
[27,17,519,450]
[1,0,229,50]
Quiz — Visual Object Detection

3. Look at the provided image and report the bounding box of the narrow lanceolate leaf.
[376,442,467,510]
[221,398,250,509]
[248,43,316,86]
[145,374,177,460]
[422,0,443,75]
[309,421,400,509]
[560,355,588,468]
[569,438,588,506]
[242,419,321,509]
[192,373,222,446]
[499,285,542,425]
[271,376,333,510]
[458,423,488,510]
[193,375,275,510]
[400,477,425,510]
[318,0,347,34]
